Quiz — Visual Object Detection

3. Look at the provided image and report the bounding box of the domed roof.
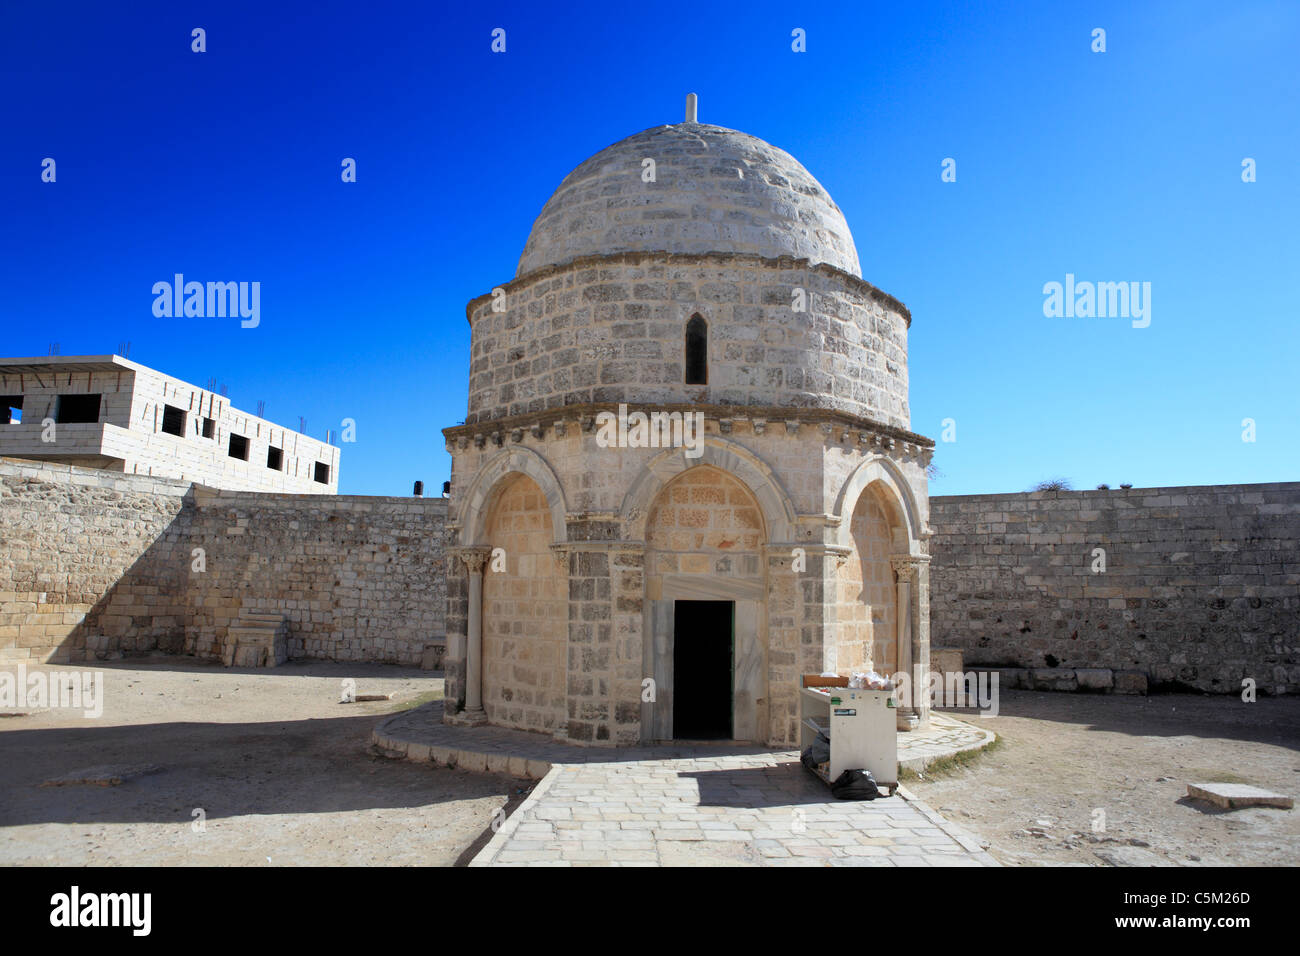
[516,119,861,278]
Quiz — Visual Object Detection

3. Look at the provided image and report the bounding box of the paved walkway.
[375,703,998,867]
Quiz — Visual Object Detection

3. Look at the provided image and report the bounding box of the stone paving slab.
[373,702,998,867]
[470,754,997,867]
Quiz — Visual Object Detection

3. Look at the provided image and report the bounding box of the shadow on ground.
[0,712,507,829]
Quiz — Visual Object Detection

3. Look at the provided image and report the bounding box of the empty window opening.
[672,599,734,740]
[1,396,22,425]
[685,314,708,385]
[161,404,186,437]
[201,417,215,439]
[267,446,283,471]
[314,461,330,484]
[55,394,101,424]
[228,434,249,461]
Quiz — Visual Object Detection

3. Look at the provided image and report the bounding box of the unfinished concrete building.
[0,355,339,493]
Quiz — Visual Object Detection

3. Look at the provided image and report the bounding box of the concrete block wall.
[126,363,341,493]
[0,357,339,493]
[928,483,1300,694]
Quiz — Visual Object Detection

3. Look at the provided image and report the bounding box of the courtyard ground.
[3,661,1296,866]
[909,690,1300,866]
[0,658,517,866]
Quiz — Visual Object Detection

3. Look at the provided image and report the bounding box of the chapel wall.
[463,253,912,431]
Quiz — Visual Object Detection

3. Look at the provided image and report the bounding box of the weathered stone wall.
[464,252,912,430]
[0,460,192,664]
[928,483,1300,694]
[0,459,446,665]
[481,473,566,732]
[834,487,896,675]
[184,487,448,665]
[443,416,929,745]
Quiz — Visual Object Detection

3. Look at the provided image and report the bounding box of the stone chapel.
[442,96,935,747]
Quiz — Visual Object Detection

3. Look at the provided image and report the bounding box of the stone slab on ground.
[1074,668,1113,691]
[1186,782,1294,810]
[1113,670,1148,695]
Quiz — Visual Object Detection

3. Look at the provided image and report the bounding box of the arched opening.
[834,483,902,675]
[643,465,767,742]
[684,314,708,385]
[481,472,566,733]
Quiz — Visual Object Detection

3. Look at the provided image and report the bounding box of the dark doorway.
[672,600,734,739]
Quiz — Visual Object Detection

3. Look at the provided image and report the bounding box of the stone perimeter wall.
[0,459,446,665]
[928,483,1300,694]
[6,458,1296,696]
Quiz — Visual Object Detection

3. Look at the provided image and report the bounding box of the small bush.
[1030,478,1072,492]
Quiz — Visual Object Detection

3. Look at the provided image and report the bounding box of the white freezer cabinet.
[799,686,898,790]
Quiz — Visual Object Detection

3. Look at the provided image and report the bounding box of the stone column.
[912,555,932,731]
[458,548,490,724]
[891,557,919,731]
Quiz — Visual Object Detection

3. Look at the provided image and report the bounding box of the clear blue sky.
[3,1,1295,495]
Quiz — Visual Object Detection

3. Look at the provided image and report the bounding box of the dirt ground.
[0,658,520,866]
[910,690,1300,866]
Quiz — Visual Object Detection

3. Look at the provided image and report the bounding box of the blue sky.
[3,1,1296,495]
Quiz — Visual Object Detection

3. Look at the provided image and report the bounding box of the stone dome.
[516,121,861,279]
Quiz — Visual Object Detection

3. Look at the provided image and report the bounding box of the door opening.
[672,599,734,740]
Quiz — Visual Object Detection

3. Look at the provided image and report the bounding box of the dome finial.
[685,92,698,124]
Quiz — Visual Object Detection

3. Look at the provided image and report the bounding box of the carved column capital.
[891,554,929,581]
[455,548,491,575]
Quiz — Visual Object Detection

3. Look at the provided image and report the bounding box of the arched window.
[685,314,708,385]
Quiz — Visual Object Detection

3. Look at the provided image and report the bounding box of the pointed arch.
[456,446,568,546]
[621,436,796,543]
[832,455,924,554]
